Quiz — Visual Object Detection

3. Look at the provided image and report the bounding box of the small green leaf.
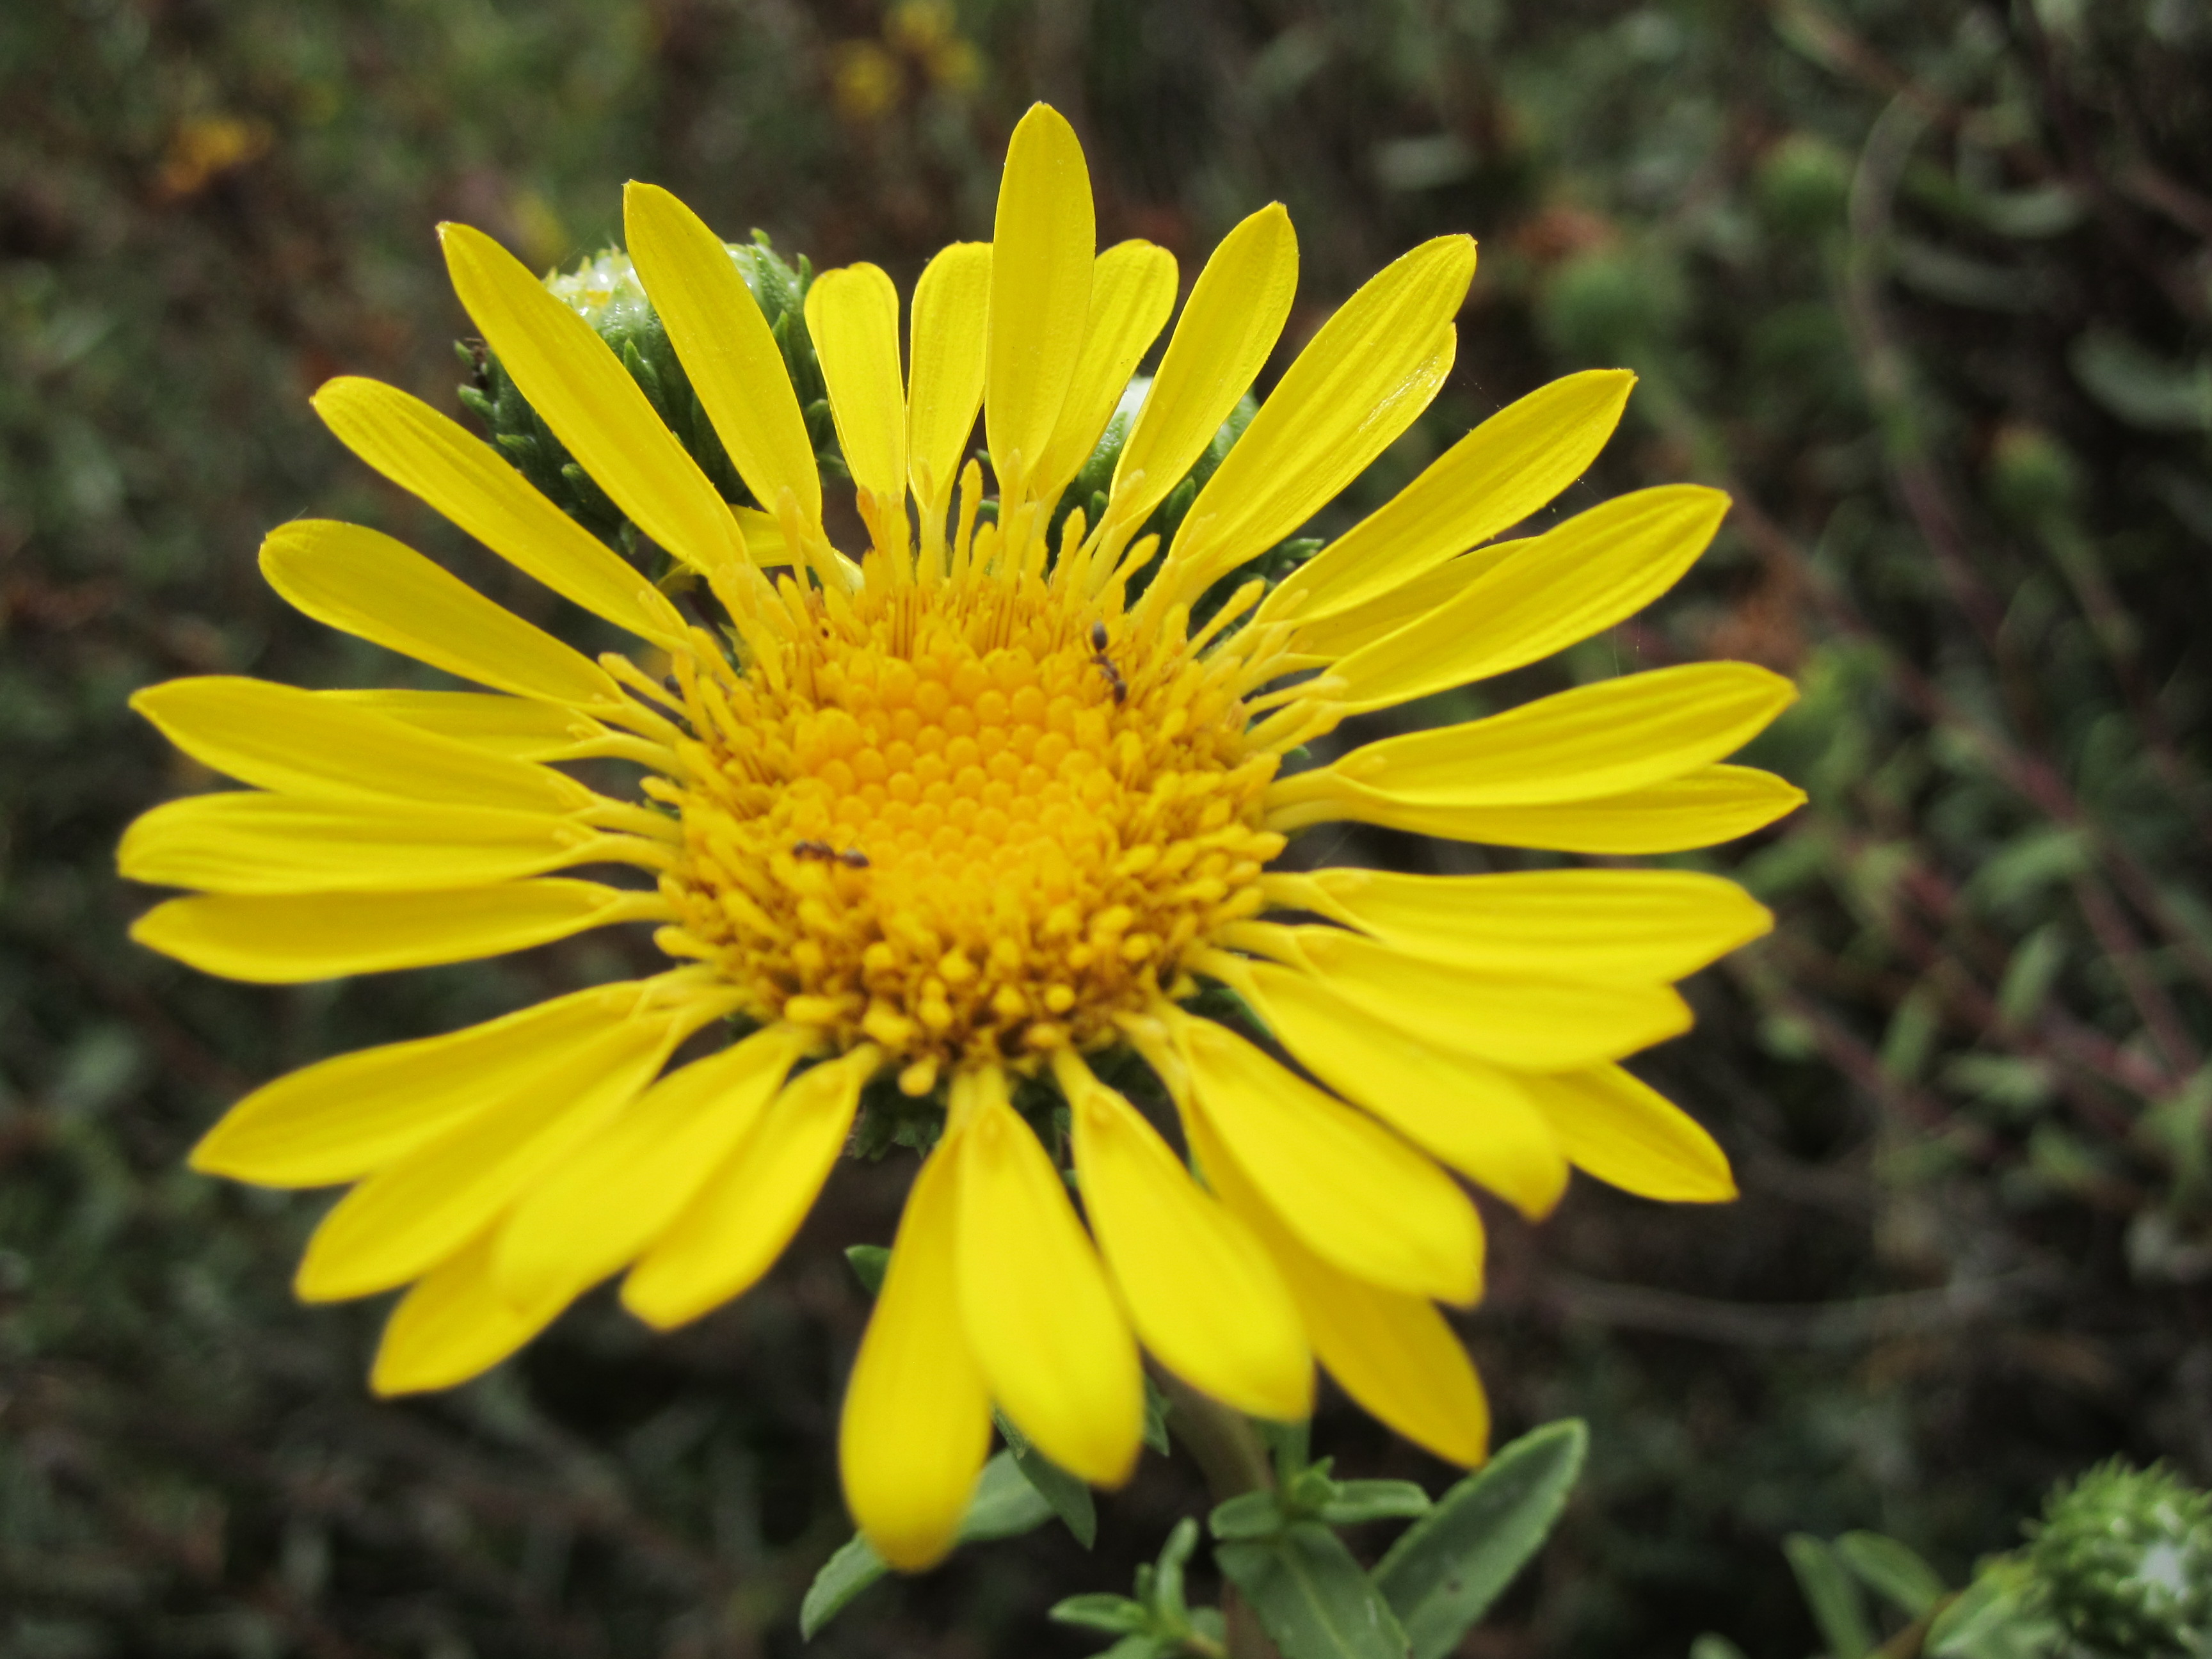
[798,1451,1054,1639]
[1785,1534,1877,1659]
[844,1244,890,1297]
[1143,1376,1173,1455]
[1096,1638,1173,1659]
[1925,1559,2063,1659]
[1319,1481,1431,1527]
[1052,1593,1151,1635]
[1217,1521,1411,1659]
[1836,1531,1947,1617]
[1689,1636,1750,1659]
[1372,1419,1587,1659]
[1002,1414,1098,1549]
[1210,1491,1284,1541]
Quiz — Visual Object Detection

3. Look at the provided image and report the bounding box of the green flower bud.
[2028,1459,2212,1656]
[1756,134,1853,239]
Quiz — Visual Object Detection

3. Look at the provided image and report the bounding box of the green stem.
[1159,1374,1281,1659]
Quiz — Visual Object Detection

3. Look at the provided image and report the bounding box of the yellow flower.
[121,104,1802,1571]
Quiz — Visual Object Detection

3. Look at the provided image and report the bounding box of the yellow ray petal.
[1185,1107,1487,1466]
[1331,486,1731,710]
[310,377,688,647]
[132,881,665,984]
[625,182,823,531]
[1057,1052,1311,1421]
[131,677,595,814]
[260,519,624,710]
[1267,662,1798,827]
[1262,867,1775,983]
[906,242,991,521]
[1031,241,1179,506]
[986,104,1095,506]
[1171,1012,1481,1306]
[1262,367,1637,627]
[1288,538,1529,660]
[440,221,749,574]
[806,262,906,503]
[621,1045,880,1328]
[119,792,642,895]
[1268,762,1807,851]
[1230,960,1568,1219]
[1109,204,1297,533]
[495,1024,815,1308]
[314,691,604,762]
[954,1070,1142,1486]
[1520,1065,1736,1201]
[296,1006,703,1301]
[1241,924,1691,1071]
[1165,234,1476,598]
[371,1231,572,1395]
[839,1128,993,1572]
[189,981,659,1187]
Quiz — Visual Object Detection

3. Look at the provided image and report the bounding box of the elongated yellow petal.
[131,677,595,813]
[1288,539,1528,660]
[1269,762,1807,851]
[296,1008,700,1301]
[806,262,906,502]
[1231,960,1568,1219]
[1167,235,1476,595]
[625,182,823,531]
[1172,1012,1480,1306]
[371,1231,572,1395]
[1520,1066,1736,1201]
[119,793,637,895]
[840,1129,993,1572]
[1110,205,1297,531]
[955,1070,1142,1484]
[1186,1107,1487,1466]
[132,881,664,983]
[621,1045,879,1328]
[906,242,991,518]
[314,691,603,762]
[1242,925,1690,1071]
[1331,486,1731,710]
[1031,241,1178,504]
[1262,867,1774,983]
[260,519,623,710]
[986,104,1095,504]
[1262,367,1637,626]
[310,377,687,646]
[1269,663,1798,826]
[1058,1054,1311,1421]
[496,1024,815,1308]
[440,220,748,573]
[190,981,657,1187]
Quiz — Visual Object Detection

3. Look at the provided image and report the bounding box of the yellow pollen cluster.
[651,570,1285,1087]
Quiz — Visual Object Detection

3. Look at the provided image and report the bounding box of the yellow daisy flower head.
[120,104,1803,1572]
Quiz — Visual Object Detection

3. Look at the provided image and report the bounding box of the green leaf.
[798,1451,1054,1638]
[1216,1521,1412,1659]
[1210,1491,1284,1541]
[1925,1560,2064,1659]
[1690,1636,1749,1659]
[1052,1593,1151,1635]
[1142,1375,1173,1455]
[1319,1481,1431,1527]
[1784,1534,1877,1659]
[1001,1411,1098,1549]
[1372,1419,1587,1659]
[844,1244,890,1297]
[1836,1531,1948,1617]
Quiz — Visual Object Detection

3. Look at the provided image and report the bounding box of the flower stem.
[1159,1374,1281,1659]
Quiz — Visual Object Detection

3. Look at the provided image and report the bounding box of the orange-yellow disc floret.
[650,567,1284,1085]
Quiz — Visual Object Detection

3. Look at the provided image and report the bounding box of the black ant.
[837,847,871,869]
[791,839,837,860]
[1089,621,1126,705]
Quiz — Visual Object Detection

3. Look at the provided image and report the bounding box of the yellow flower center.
[652,563,1286,1091]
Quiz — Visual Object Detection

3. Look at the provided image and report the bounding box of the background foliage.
[4,0,2211,1654]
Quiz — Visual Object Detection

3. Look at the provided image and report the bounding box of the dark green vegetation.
[4,1,2211,1655]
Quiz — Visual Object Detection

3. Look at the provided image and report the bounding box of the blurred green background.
[5,0,2212,1654]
